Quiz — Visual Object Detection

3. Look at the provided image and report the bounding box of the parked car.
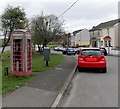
[66,48,76,55]
[54,47,59,51]
[74,47,81,54]
[77,48,107,73]
[62,48,67,54]
[99,47,107,56]
[54,46,64,51]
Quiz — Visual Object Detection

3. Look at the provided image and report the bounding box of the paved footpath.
[2,55,76,107]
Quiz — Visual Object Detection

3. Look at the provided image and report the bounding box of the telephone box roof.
[13,29,30,33]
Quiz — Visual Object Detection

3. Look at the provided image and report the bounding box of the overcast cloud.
[0,0,119,32]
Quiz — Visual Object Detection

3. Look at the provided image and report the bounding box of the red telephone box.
[11,29,32,76]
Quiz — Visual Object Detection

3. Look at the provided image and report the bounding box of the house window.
[108,41,111,47]
[100,41,103,46]
[104,40,111,47]
[105,41,108,47]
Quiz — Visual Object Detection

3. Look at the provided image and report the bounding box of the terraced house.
[90,19,120,54]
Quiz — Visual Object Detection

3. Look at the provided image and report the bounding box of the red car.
[77,48,107,73]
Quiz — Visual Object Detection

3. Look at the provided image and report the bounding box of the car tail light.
[101,56,105,61]
[79,57,83,61]
[78,55,84,61]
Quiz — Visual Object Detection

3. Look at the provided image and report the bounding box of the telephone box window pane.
[27,39,31,70]
[13,39,23,71]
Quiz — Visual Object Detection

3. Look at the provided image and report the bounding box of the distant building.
[90,19,120,54]
[89,27,101,47]
[71,29,90,47]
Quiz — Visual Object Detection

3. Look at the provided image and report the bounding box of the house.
[71,29,90,47]
[90,19,120,54]
[89,27,101,47]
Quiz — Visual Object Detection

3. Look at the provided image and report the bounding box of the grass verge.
[1,52,64,95]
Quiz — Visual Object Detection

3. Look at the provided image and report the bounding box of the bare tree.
[31,13,65,52]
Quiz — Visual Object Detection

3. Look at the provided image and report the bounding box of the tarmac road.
[58,56,118,107]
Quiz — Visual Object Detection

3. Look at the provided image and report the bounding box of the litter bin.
[43,47,50,66]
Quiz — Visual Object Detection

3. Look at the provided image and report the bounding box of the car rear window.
[100,48,106,52]
[81,49,102,56]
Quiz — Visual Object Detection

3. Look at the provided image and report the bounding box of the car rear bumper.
[78,61,106,68]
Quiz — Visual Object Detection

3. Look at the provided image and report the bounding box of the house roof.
[13,29,30,33]
[73,29,83,36]
[90,19,120,31]
[89,27,100,31]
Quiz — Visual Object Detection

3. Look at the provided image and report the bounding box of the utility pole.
[67,33,71,47]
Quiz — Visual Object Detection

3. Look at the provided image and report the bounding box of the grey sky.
[0,0,119,33]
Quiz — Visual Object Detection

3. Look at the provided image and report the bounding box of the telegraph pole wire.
[26,0,79,29]
[58,0,79,19]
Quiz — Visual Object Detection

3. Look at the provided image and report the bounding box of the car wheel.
[101,68,107,73]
